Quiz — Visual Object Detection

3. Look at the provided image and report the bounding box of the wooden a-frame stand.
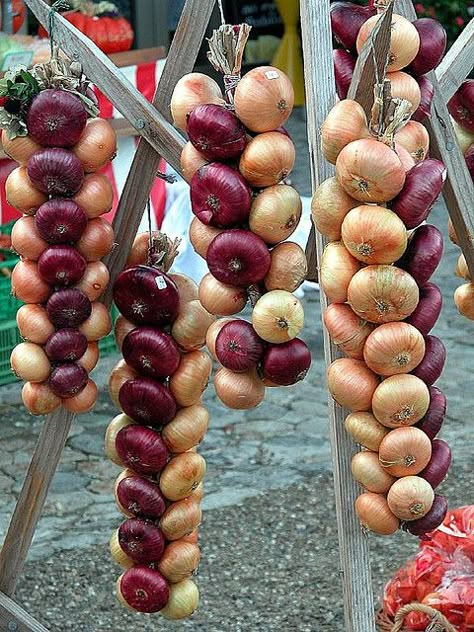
[0,1,472,630]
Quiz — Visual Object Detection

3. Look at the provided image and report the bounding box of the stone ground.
[0,108,473,631]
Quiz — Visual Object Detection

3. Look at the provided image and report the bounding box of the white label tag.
[1,52,34,72]
[265,70,279,80]
[156,276,167,290]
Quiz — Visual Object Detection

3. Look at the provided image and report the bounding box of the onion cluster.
[106,235,211,619]
[172,67,311,410]
[6,88,117,415]
[317,7,452,538]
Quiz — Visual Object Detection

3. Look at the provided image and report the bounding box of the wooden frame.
[0,0,472,630]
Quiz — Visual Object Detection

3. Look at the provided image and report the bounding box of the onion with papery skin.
[395,143,415,174]
[355,492,400,535]
[180,142,209,183]
[35,198,88,244]
[77,342,99,372]
[115,470,166,519]
[330,2,376,54]
[214,367,265,410]
[62,378,98,413]
[215,320,264,373]
[44,328,88,362]
[396,224,443,287]
[311,176,358,241]
[351,451,396,494]
[160,579,199,620]
[448,80,474,133]
[187,104,247,161]
[409,18,447,76]
[261,339,311,386]
[357,13,420,72]
[326,358,379,411]
[159,452,206,502]
[38,245,87,287]
[336,139,406,203]
[22,381,61,415]
[104,413,136,466]
[333,49,356,100]
[171,300,215,352]
[387,476,434,521]
[119,378,177,427]
[11,260,52,304]
[394,122,429,163]
[169,351,212,407]
[122,328,180,378]
[264,242,307,292]
[170,274,199,305]
[116,424,169,476]
[76,217,115,262]
[412,76,434,123]
[72,118,117,172]
[159,499,202,541]
[110,529,134,569]
[411,335,446,386]
[125,232,175,268]
[1,130,40,164]
[117,566,170,614]
[5,166,47,214]
[372,374,430,428]
[452,118,474,154]
[348,265,419,324]
[249,185,302,244]
[73,172,114,218]
[10,342,51,383]
[75,261,110,301]
[320,241,361,304]
[234,66,294,133]
[252,290,304,344]
[189,217,223,259]
[341,205,407,265]
[108,360,139,408]
[171,72,224,131]
[26,89,87,147]
[239,132,295,187]
[379,427,432,477]
[27,148,84,196]
[419,439,451,490]
[344,412,390,451]
[118,518,165,564]
[386,71,421,113]
[406,494,448,536]
[416,385,446,440]
[454,283,474,320]
[405,282,442,336]
[158,541,201,583]
[49,362,88,398]
[321,100,370,165]
[161,404,209,453]
[79,301,112,341]
[11,216,47,260]
[16,304,55,344]
[323,303,374,360]
[455,253,471,281]
[363,322,425,376]
[198,273,247,316]
[205,318,233,359]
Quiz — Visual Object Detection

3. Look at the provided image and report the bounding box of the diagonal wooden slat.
[0,591,49,632]
[436,18,474,102]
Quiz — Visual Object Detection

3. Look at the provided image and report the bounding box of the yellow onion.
[451,117,474,154]
[72,172,114,219]
[347,265,419,324]
[321,100,370,164]
[160,579,199,620]
[326,358,379,411]
[323,303,374,360]
[189,217,223,259]
[251,290,304,344]
[169,351,212,407]
[205,317,233,359]
[171,300,215,351]
[109,529,134,569]
[363,322,425,376]
[387,71,421,113]
[379,427,432,477]
[159,452,206,502]
[454,283,474,320]
[320,241,361,304]
[159,499,202,541]
[188,482,204,504]
[387,475,434,521]
[448,217,459,246]
[344,411,390,451]
[199,273,247,316]
[341,205,407,265]
[394,143,416,173]
[5,166,47,214]
[62,379,98,413]
[72,118,117,172]
[161,404,210,453]
[22,381,61,415]
[372,374,430,428]
[11,260,52,304]
[214,367,265,410]
[108,359,139,408]
[239,132,295,187]
[10,342,51,383]
[11,215,48,260]
[114,315,136,351]
[351,451,397,494]
[2,131,41,164]
[171,72,224,130]
[158,540,201,583]
[79,301,112,341]
[74,261,110,302]
[355,492,400,535]
[455,254,470,281]
[180,142,209,183]
[394,121,430,162]
[77,342,99,372]
[16,304,55,344]
[170,273,199,305]
[336,139,406,203]
[249,184,302,244]
[311,176,359,241]
[264,242,307,292]
[104,413,137,466]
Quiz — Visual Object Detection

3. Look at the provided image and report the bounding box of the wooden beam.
[24,0,185,173]
[436,18,474,102]
[0,592,49,632]
[109,46,167,68]
[300,1,376,631]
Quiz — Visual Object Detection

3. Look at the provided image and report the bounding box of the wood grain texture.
[109,45,167,68]
[300,1,376,631]
[0,592,49,632]
[24,0,184,172]
[436,18,474,102]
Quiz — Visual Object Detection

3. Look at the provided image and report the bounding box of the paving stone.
[232,420,294,438]
[68,426,107,456]
[202,487,259,510]
[43,491,96,517]
[48,470,91,495]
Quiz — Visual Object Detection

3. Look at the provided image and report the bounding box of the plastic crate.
[0,259,22,322]
[0,318,22,386]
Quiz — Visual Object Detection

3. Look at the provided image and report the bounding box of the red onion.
[419,439,452,489]
[390,160,446,229]
[116,425,169,476]
[206,229,271,287]
[113,266,180,327]
[118,566,169,613]
[116,474,166,519]
[411,335,446,386]
[35,199,88,244]
[190,163,252,228]
[49,362,88,398]
[409,19,447,77]
[465,144,474,180]
[46,288,92,327]
[330,2,376,54]
[122,327,181,379]
[186,104,247,160]
[396,224,443,287]
[26,89,87,147]
[119,378,177,427]
[448,80,474,133]
[27,148,84,196]
[261,338,312,386]
[38,245,87,287]
[412,76,434,123]
[406,494,448,536]
[405,282,442,336]
[118,518,165,563]
[334,49,356,100]
[416,386,446,440]
[215,320,264,372]
[44,328,88,362]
